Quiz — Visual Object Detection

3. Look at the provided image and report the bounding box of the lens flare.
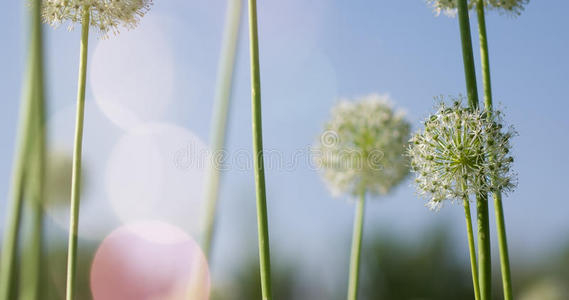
[90,220,210,300]
[90,15,174,131]
[105,123,209,237]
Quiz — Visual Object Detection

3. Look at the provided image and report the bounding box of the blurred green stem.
[456,0,492,299]
[65,9,90,300]
[347,191,366,300]
[247,0,273,299]
[201,0,242,258]
[20,0,47,298]
[20,162,44,300]
[475,2,513,299]
[0,0,45,298]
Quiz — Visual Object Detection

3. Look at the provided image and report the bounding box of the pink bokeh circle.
[90,220,210,300]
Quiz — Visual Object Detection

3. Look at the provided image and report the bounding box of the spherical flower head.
[408,97,517,210]
[426,0,529,17]
[314,94,411,198]
[42,0,153,35]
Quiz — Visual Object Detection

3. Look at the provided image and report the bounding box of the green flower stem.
[463,197,481,300]
[456,0,492,299]
[20,88,46,300]
[476,2,513,299]
[0,181,25,300]
[20,152,44,300]
[347,191,366,300]
[475,193,492,300]
[0,104,29,300]
[475,2,492,111]
[491,193,512,299]
[0,0,45,298]
[65,9,90,300]
[247,0,273,299]
[456,0,479,109]
[20,205,43,300]
[21,0,47,298]
[201,0,242,258]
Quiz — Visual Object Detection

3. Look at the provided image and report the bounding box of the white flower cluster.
[427,0,529,16]
[315,94,410,197]
[408,99,516,210]
[42,0,153,34]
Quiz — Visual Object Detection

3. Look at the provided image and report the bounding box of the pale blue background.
[1,0,568,286]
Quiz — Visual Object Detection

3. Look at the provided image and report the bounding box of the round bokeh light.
[90,15,174,131]
[90,220,209,300]
[105,123,209,237]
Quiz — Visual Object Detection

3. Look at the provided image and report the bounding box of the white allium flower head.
[408,97,517,210]
[314,94,411,197]
[426,0,529,17]
[42,0,153,35]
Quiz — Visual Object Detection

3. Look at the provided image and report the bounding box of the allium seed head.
[426,0,529,17]
[408,97,517,210]
[42,0,153,35]
[314,94,411,197]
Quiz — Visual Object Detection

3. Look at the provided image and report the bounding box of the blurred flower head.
[426,0,529,17]
[42,0,153,35]
[314,94,410,197]
[408,97,517,210]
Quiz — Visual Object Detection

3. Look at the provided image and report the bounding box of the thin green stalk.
[0,0,44,298]
[65,9,90,300]
[476,2,513,299]
[456,0,479,109]
[475,1,493,111]
[201,0,242,258]
[247,1,273,299]
[347,191,366,300]
[463,199,481,300]
[456,1,492,299]
[475,192,491,300]
[492,193,512,299]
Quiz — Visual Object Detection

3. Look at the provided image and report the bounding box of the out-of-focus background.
[1,0,568,299]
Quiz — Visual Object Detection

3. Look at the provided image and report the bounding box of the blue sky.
[1,0,568,286]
